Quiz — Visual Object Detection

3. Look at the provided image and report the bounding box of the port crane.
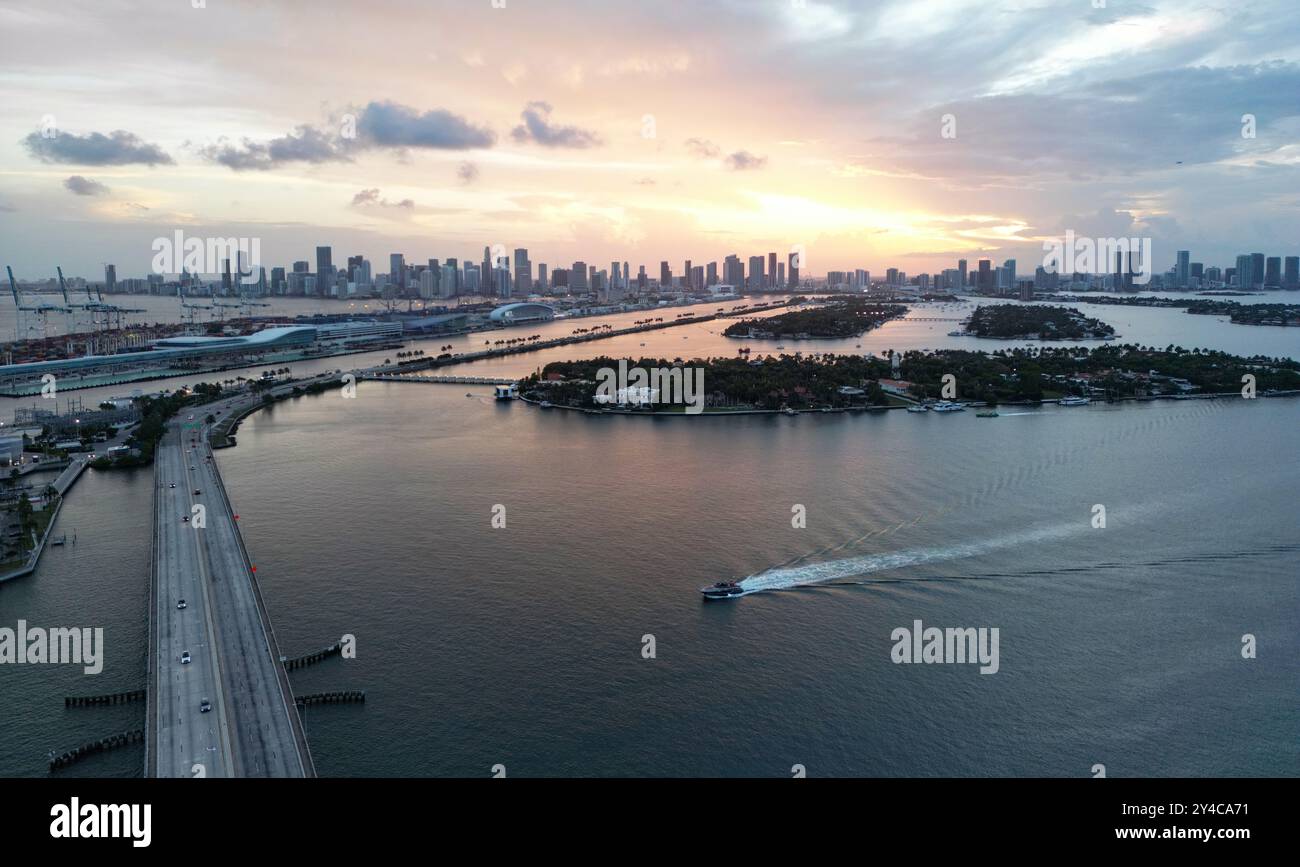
[56,266,137,332]
[6,265,71,340]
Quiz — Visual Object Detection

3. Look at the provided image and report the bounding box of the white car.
[199,698,212,713]
[180,651,191,664]
[176,599,187,610]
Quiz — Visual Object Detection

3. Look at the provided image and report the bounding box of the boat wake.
[739,519,1094,594]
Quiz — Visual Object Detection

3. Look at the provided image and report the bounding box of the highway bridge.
[147,408,313,777]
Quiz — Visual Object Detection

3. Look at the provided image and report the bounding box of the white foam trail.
[740,519,1088,592]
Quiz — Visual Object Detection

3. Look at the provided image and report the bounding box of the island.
[962,305,1116,340]
[519,345,1300,412]
[724,298,907,340]
[1055,296,1300,327]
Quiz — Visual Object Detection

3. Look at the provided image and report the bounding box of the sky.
[1,0,1299,282]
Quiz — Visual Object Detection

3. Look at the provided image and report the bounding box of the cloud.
[511,102,602,148]
[724,150,768,171]
[23,130,173,166]
[63,175,110,196]
[198,125,346,171]
[684,138,721,158]
[457,161,480,184]
[354,101,496,150]
[350,188,414,209]
[198,101,495,171]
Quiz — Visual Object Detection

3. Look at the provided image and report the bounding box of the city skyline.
[3,0,1300,279]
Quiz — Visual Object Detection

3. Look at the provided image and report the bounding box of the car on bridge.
[176,599,187,609]
[181,651,191,664]
[200,698,211,713]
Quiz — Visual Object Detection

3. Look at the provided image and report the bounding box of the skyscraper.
[1264,256,1281,289]
[316,247,334,297]
[768,252,777,289]
[390,253,406,292]
[514,248,531,294]
[104,264,117,294]
[788,252,799,288]
[958,259,968,289]
[1175,250,1190,288]
[660,261,671,289]
[1284,256,1299,290]
[1250,253,1265,289]
[1235,254,1253,288]
[748,256,765,291]
[571,261,588,292]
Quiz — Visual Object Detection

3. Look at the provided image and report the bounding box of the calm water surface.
[1,303,1296,777]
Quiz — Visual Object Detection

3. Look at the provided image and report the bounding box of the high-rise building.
[1234,254,1253,288]
[571,261,588,293]
[886,268,899,285]
[446,258,459,295]
[788,252,799,288]
[316,247,334,297]
[482,247,493,293]
[390,254,406,293]
[538,264,548,291]
[1175,250,1190,288]
[1003,259,1016,293]
[777,262,785,287]
[748,256,765,290]
[767,252,777,289]
[977,259,992,293]
[724,255,743,288]
[637,265,647,291]
[419,268,437,300]
[660,261,671,289]
[1250,253,1265,289]
[706,262,718,288]
[1284,256,1299,290]
[1264,256,1282,289]
[514,248,531,294]
[958,259,968,289]
[104,264,117,294]
[683,260,692,291]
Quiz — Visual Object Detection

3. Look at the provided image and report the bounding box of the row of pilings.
[295,690,365,707]
[49,729,144,771]
[282,642,343,671]
[65,689,147,707]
